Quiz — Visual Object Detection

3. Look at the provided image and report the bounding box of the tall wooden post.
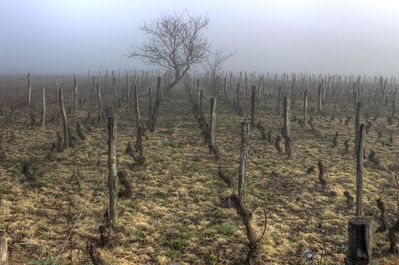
[238,122,250,203]
[250,85,256,126]
[0,230,7,265]
[27,73,32,106]
[356,124,365,217]
[112,71,117,108]
[354,102,362,155]
[303,89,308,128]
[41,86,46,128]
[236,83,240,113]
[156,77,161,109]
[346,124,371,265]
[318,83,322,114]
[283,97,291,137]
[73,73,78,112]
[97,81,102,124]
[58,83,69,149]
[127,74,131,101]
[277,86,281,115]
[209,98,216,149]
[148,87,154,132]
[107,116,118,227]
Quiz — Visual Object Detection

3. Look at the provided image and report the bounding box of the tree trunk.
[58,83,69,149]
[107,116,118,227]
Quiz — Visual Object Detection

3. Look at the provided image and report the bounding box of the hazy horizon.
[1,0,399,76]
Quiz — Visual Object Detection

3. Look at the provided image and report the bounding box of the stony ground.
[0,75,399,264]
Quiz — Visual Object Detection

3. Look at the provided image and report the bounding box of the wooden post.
[223,77,227,102]
[244,72,248,101]
[346,124,371,264]
[107,116,118,227]
[134,85,141,124]
[393,88,397,115]
[41,86,46,128]
[238,122,250,203]
[199,89,204,121]
[318,83,322,114]
[277,86,281,115]
[73,73,78,112]
[27,73,32,106]
[112,71,117,108]
[58,82,69,149]
[92,76,95,96]
[156,76,161,108]
[250,85,256,126]
[283,97,290,137]
[209,98,216,149]
[127,74,131,101]
[354,102,362,155]
[356,124,365,217]
[303,89,308,128]
[0,230,7,265]
[345,217,372,265]
[236,83,240,113]
[148,87,154,132]
[97,77,103,124]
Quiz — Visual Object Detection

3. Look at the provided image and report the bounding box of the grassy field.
[0,74,399,264]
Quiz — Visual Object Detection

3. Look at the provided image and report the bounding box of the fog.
[1,0,399,76]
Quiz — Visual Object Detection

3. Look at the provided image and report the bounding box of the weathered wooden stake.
[58,82,69,149]
[356,124,365,217]
[209,98,216,149]
[156,77,161,109]
[0,230,7,265]
[107,116,118,227]
[354,102,362,155]
[238,122,250,203]
[41,86,46,128]
[236,83,241,113]
[73,73,78,112]
[277,86,281,115]
[345,124,371,265]
[318,83,322,114]
[303,89,308,128]
[97,77,103,124]
[27,73,32,106]
[250,85,256,126]
[283,97,291,137]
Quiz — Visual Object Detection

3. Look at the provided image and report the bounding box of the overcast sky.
[1,0,399,76]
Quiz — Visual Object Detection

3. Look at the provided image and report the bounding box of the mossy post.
[238,122,250,203]
[107,116,118,227]
[41,86,46,128]
[73,73,78,112]
[354,102,362,155]
[209,98,216,150]
[303,89,308,128]
[346,124,371,265]
[27,73,32,106]
[250,85,256,126]
[0,230,7,265]
[58,82,69,149]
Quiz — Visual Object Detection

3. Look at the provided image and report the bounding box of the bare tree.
[206,49,235,77]
[127,12,210,91]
